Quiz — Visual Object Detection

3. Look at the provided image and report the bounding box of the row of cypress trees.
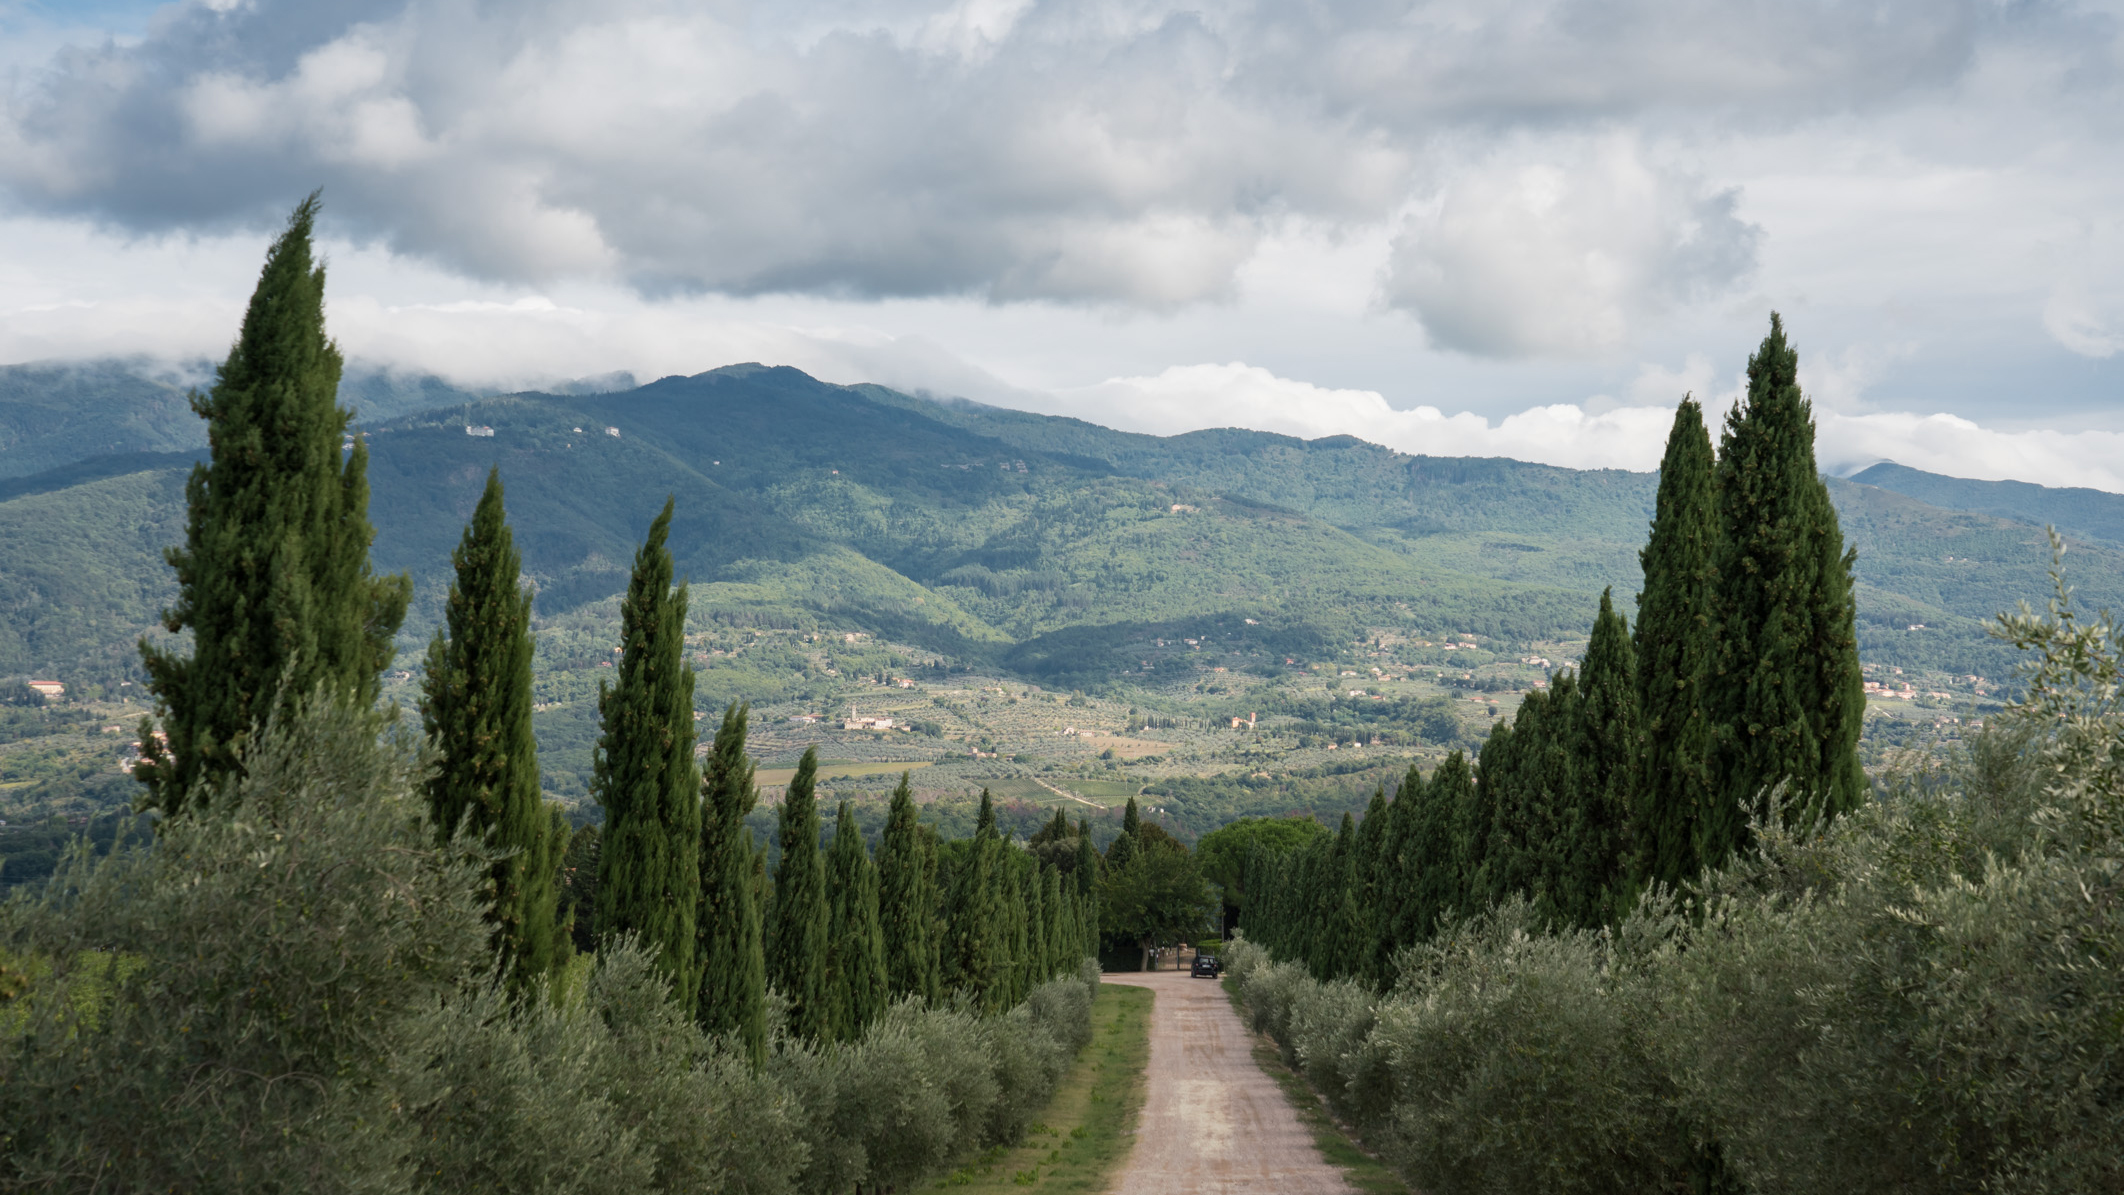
[1245,315,1867,982]
[133,197,576,996]
[591,507,1096,1053]
[131,197,1095,1049]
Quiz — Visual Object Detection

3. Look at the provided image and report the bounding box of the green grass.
[1223,978,1411,1195]
[930,982,1153,1192]
[1060,779,1141,799]
[753,759,933,786]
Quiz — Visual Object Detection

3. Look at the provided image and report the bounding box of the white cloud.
[0,0,2083,326]
[1382,136,1760,357]
[1053,362,1683,468]
[1049,361,2124,493]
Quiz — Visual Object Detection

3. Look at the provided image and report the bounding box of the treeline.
[1,704,1098,1193]
[1248,316,1869,972]
[1277,692,1464,748]
[1223,570,2124,1191]
[1093,798,1215,968]
[0,198,1099,1190]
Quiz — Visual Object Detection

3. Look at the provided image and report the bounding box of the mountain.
[0,358,491,480]
[0,362,2117,695]
[1851,461,2124,548]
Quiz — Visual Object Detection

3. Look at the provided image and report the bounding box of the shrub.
[1224,556,2124,1194]
[0,697,1101,1194]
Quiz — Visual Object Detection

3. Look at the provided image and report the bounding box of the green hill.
[0,362,2117,697]
[1851,460,2124,548]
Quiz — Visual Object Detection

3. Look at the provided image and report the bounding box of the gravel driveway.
[1101,968,1357,1194]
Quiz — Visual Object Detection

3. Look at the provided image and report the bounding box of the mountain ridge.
[0,360,2116,695]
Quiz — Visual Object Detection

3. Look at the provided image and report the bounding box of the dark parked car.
[1192,954,1222,978]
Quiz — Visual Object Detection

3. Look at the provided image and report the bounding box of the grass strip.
[930,981,1154,1192]
[1223,979,1412,1195]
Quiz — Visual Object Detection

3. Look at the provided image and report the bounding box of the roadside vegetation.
[1222,557,2124,1194]
[930,981,1153,1193]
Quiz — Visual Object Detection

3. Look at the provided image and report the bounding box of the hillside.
[1851,460,2124,548]
[1,362,2116,693]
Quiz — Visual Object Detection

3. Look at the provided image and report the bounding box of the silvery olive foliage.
[0,697,1096,1194]
[1226,540,2124,1195]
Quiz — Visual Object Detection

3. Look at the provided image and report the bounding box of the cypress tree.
[1106,798,1141,875]
[1316,813,1360,980]
[1635,397,1720,892]
[697,702,768,1066]
[1710,314,1867,857]
[559,821,601,957]
[1569,589,1642,928]
[946,831,1001,1009]
[1041,867,1065,978]
[1380,763,1430,969]
[769,749,829,1041]
[878,773,934,1003]
[420,468,556,990]
[920,828,945,1000]
[592,498,701,1007]
[1475,702,1531,908]
[136,194,411,816]
[1073,829,1100,952]
[1417,752,1473,927]
[544,804,575,970]
[1352,786,1391,986]
[825,800,888,1041]
[1455,738,1497,908]
[1000,852,1029,1003]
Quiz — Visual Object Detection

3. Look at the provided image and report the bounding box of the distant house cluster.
[26,680,63,699]
[844,716,894,731]
[465,425,495,437]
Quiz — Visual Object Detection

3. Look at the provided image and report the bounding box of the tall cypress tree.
[137,194,411,816]
[1381,763,1431,967]
[920,828,945,1000]
[544,803,575,970]
[825,800,889,1042]
[1352,786,1391,986]
[1418,752,1474,927]
[947,793,1004,1008]
[1455,737,1497,908]
[878,773,935,1003]
[769,749,829,1041]
[1569,589,1642,928]
[1710,314,1867,857]
[420,467,555,990]
[1000,852,1029,1004]
[593,499,700,1007]
[1040,867,1065,978]
[698,702,767,1065]
[1635,397,1720,892]
[1073,828,1100,952]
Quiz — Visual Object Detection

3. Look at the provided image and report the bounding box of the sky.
[2,0,2122,488]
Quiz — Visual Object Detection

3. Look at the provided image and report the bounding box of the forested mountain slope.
[0,361,2116,689]
[1852,460,2124,547]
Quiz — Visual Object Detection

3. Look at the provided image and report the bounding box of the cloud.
[1049,361,2124,493]
[1381,136,1761,357]
[0,0,2067,323]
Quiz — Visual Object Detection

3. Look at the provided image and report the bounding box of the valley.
[0,360,2099,865]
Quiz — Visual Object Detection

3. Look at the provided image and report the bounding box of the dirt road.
[1102,968,1356,1195]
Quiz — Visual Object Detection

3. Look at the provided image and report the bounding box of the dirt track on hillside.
[1102,968,1355,1195]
